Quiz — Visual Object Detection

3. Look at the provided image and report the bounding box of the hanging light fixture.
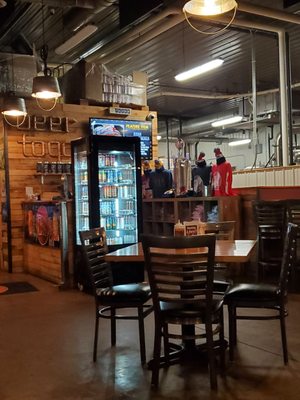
[183,0,237,16]
[31,1,61,110]
[183,0,238,35]
[31,47,61,100]
[2,94,27,127]
[1,50,27,127]
[2,95,27,117]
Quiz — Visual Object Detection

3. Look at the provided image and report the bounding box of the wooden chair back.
[279,223,298,296]
[253,200,286,229]
[79,227,112,297]
[142,234,216,319]
[286,200,300,228]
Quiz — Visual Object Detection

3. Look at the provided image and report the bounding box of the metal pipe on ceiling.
[251,31,258,168]
[237,1,300,25]
[18,0,98,8]
[148,90,240,100]
[187,13,289,166]
[86,7,183,63]
[95,14,185,64]
[63,0,117,33]
[83,2,299,165]
[87,2,300,65]
[148,82,300,101]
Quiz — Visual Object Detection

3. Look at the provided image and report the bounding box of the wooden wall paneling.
[23,243,61,283]
[3,100,158,279]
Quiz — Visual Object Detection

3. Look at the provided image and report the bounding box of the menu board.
[89,118,152,160]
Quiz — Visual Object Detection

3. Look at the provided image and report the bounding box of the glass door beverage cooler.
[71,135,142,250]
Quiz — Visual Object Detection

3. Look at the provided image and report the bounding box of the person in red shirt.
[211,148,234,196]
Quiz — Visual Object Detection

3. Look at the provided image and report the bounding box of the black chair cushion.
[96,283,151,303]
[213,280,231,294]
[224,283,280,303]
[159,299,223,323]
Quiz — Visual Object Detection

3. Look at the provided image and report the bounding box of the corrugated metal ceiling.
[1,0,300,131]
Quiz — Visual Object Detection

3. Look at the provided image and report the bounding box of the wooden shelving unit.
[142,196,241,238]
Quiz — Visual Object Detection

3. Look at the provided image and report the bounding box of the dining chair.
[252,200,287,280]
[223,222,298,364]
[79,227,153,364]
[142,234,225,390]
[286,199,300,291]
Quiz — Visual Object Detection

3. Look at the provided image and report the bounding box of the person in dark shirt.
[142,160,152,199]
[149,160,173,198]
[192,152,212,195]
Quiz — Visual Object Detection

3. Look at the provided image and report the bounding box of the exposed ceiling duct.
[18,0,97,7]
[85,2,300,65]
[85,7,183,62]
[62,0,117,33]
[237,1,300,24]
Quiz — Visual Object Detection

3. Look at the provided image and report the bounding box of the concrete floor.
[1,271,300,400]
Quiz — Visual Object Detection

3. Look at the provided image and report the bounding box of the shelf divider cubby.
[142,196,241,238]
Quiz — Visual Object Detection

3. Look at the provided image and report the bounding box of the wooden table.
[106,239,257,365]
[105,240,257,264]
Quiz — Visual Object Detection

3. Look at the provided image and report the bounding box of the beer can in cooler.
[113,170,118,183]
[43,161,49,173]
[36,162,43,173]
[118,170,122,182]
[57,162,63,173]
[108,170,113,183]
[65,162,72,174]
[82,202,88,215]
[98,154,105,167]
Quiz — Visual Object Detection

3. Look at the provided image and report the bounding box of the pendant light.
[183,0,237,16]
[183,0,238,35]
[31,1,61,111]
[2,94,27,127]
[1,50,27,127]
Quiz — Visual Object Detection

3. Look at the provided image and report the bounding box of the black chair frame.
[253,200,287,280]
[80,227,153,364]
[142,234,226,390]
[224,223,298,364]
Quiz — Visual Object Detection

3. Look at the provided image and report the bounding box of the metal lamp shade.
[2,96,27,117]
[183,0,237,16]
[31,75,62,99]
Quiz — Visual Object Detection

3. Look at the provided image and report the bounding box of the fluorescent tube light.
[228,138,251,147]
[55,25,98,55]
[211,115,243,127]
[175,59,224,82]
